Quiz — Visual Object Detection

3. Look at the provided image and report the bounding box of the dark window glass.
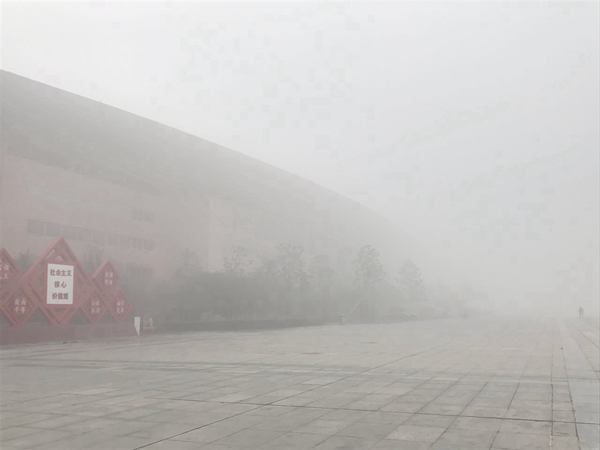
[62,225,78,240]
[92,230,106,245]
[77,228,91,242]
[45,222,61,236]
[27,219,45,235]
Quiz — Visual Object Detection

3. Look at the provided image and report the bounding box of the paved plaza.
[1,317,599,449]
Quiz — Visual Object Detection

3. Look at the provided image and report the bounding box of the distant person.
[579,306,584,319]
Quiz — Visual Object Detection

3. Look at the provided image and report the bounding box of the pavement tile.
[86,435,157,450]
[360,411,412,424]
[553,410,576,422]
[264,431,329,449]
[318,409,370,423]
[386,425,447,443]
[212,428,282,447]
[505,408,552,421]
[419,404,464,415]
[338,421,399,439]
[1,318,598,450]
[550,435,582,450]
[0,427,40,442]
[499,419,552,436]
[552,421,577,437]
[577,423,600,450]
[462,406,507,418]
[0,413,60,429]
[432,428,497,449]
[172,425,240,444]
[129,422,201,440]
[380,402,426,413]
[2,429,75,449]
[250,406,296,417]
[492,431,551,450]
[142,440,202,450]
[450,416,503,432]
[371,440,430,450]
[57,417,122,433]
[312,435,378,450]
[403,413,456,428]
[294,419,350,435]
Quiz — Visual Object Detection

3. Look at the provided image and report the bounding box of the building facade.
[0,70,404,283]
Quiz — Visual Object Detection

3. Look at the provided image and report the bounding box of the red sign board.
[1,239,131,327]
[0,248,21,293]
[92,260,131,322]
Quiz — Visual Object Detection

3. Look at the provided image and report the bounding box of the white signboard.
[47,263,74,305]
[134,316,141,336]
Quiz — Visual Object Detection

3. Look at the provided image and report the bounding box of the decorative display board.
[0,238,131,327]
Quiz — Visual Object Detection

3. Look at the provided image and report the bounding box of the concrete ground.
[0,316,598,450]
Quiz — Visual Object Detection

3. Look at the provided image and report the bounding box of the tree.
[397,259,426,303]
[81,246,105,274]
[254,243,308,318]
[309,254,335,287]
[223,245,254,277]
[170,249,203,321]
[274,244,307,292]
[175,248,202,279]
[353,245,385,292]
[350,245,385,321]
[16,250,35,272]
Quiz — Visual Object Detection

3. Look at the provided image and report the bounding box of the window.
[143,239,154,250]
[27,219,45,235]
[92,230,106,245]
[77,228,91,242]
[134,210,154,222]
[62,225,78,240]
[45,222,61,236]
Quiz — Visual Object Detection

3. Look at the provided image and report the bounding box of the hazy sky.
[2,1,599,312]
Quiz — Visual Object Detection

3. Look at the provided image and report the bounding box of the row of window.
[27,220,154,250]
[117,263,154,279]
[133,210,154,223]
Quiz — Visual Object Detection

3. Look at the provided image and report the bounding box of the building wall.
[0,71,405,282]
[0,152,209,279]
[0,150,362,280]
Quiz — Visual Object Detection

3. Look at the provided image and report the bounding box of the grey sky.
[2,1,599,312]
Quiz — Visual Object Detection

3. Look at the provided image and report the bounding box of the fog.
[2,1,598,316]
